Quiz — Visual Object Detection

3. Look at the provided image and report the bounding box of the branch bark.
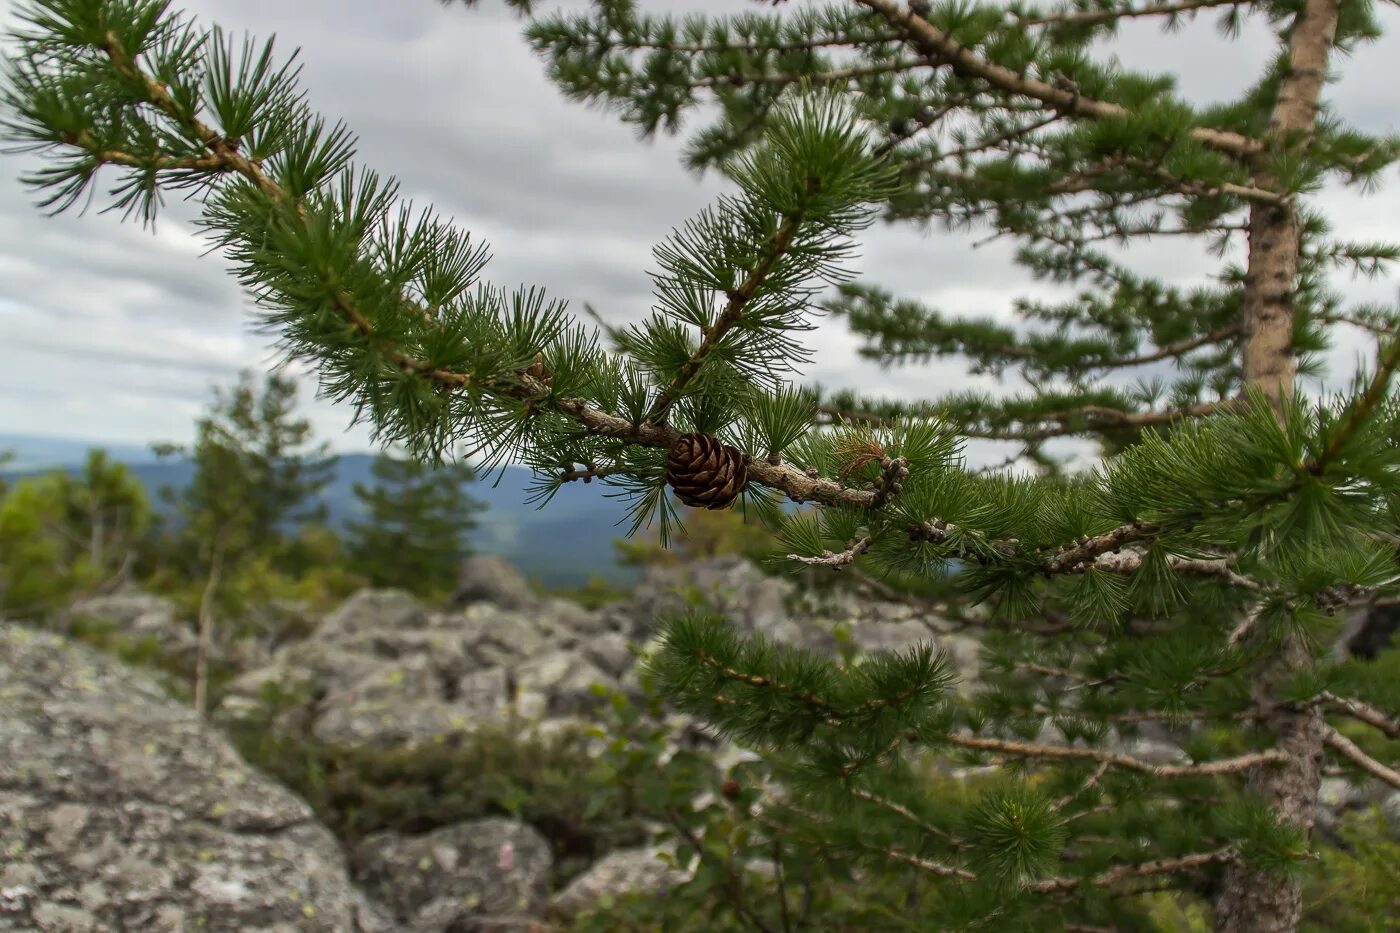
[1321,725,1400,790]
[1320,692,1400,740]
[945,733,1283,778]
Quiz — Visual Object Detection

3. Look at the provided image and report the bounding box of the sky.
[0,0,1395,460]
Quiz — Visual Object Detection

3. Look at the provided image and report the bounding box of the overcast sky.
[0,0,1395,458]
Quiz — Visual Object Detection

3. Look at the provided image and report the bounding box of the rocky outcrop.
[219,557,982,749]
[0,624,387,932]
[218,576,627,745]
[354,819,552,932]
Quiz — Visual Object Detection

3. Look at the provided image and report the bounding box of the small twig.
[1227,600,1268,648]
[1015,0,1247,28]
[1032,848,1238,893]
[946,733,1283,778]
[1053,760,1112,810]
[1322,725,1400,790]
[555,463,628,484]
[1319,692,1400,739]
[849,787,964,848]
[863,841,977,880]
[789,535,873,569]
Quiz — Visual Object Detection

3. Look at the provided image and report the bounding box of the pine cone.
[665,433,748,510]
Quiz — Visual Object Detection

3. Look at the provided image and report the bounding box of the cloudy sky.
[0,0,1395,458]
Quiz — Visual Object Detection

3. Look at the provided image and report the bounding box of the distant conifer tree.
[345,452,484,596]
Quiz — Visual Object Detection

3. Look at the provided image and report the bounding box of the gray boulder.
[0,624,385,932]
[515,649,615,718]
[454,556,537,611]
[627,557,833,651]
[317,588,431,643]
[550,845,690,918]
[354,818,552,932]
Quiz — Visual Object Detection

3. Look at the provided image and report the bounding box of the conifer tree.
[345,452,484,596]
[0,449,150,613]
[155,369,334,709]
[3,1,1397,929]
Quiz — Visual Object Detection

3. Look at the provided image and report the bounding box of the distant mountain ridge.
[0,434,637,587]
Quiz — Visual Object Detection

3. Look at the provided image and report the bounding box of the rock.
[582,631,634,677]
[0,623,382,932]
[355,819,551,932]
[470,604,562,666]
[458,666,512,718]
[1381,791,1400,839]
[515,649,615,719]
[627,558,833,650]
[313,659,476,746]
[1315,775,1388,832]
[66,590,181,639]
[217,589,485,743]
[454,556,537,611]
[319,589,429,642]
[64,590,199,661]
[550,846,690,918]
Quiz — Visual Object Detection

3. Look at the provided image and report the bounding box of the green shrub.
[227,696,656,884]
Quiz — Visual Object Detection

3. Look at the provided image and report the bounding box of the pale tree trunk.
[1215,0,1340,929]
[193,528,228,715]
[88,508,104,572]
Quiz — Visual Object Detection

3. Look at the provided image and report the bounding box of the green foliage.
[150,370,335,608]
[227,691,654,883]
[1300,808,1400,933]
[549,574,632,610]
[0,449,150,616]
[614,499,784,568]
[345,452,484,597]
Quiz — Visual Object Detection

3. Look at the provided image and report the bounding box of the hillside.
[0,435,638,587]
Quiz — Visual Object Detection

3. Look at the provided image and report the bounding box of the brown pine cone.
[665,433,748,510]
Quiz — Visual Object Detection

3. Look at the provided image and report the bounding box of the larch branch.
[1321,725,1400,790]
[946,733,1284,777]
[855,0,1263,159]
[1319,693,1400,740]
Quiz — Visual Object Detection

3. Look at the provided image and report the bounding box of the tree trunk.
[88,509,104,572]
[193,529,228,715]
[1215,0,1340,929]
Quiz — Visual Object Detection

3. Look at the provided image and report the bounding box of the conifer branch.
[1319,693,1400,740]
[648,212,806,423]
[555,463,628,484]
[1054,760,1112,810]
[788,535,872,568]
[1311,335,1400,474]
[867,843,977,880]
[848,786,964,847]
[1014,0,1250,27]
[1044,522,1158,574]
[692,60,924,89]
[1092,550,1260,590]
[855,0,1263,159]
[823,399,1225,441]
[637,32,905,56]
[1226,600,1267,647]
[1321,725,1400,790]
[945,733,1283,777]
[1031,848,1239,893]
